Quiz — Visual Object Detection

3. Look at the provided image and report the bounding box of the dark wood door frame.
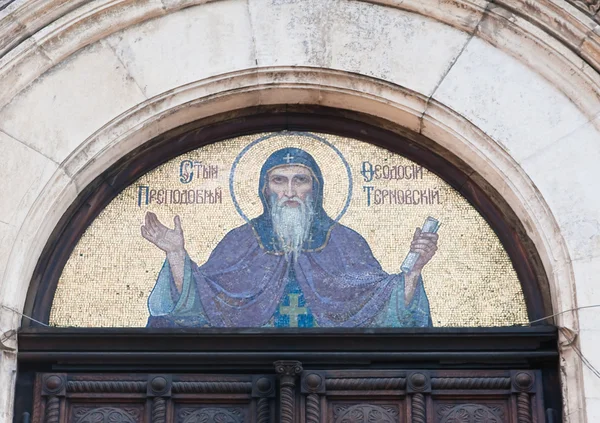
[17,328,560,422]
[27,367,547,423]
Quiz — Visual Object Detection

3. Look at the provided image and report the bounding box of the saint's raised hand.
[141,212,185,254]
[409,227,439,274]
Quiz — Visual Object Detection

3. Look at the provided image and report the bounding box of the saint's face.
[266,165,313,208]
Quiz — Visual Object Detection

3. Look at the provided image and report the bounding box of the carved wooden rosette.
[41,374,66,423]
[511,371,536,423]
[274,361,303,423]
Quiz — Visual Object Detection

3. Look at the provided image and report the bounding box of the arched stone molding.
[0,68,586,421]
[2,0,600,118]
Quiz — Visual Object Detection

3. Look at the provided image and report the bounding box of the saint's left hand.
[410,227,439,274]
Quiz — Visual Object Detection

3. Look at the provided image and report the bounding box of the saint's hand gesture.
[409,227,439,274]
[141,212,185,254]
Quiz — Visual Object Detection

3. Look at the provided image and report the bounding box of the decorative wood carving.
[252,376,274,423]
[302,372,324,423]
[72,407,140,423]
[325,378,405,391]
[305,394,320,423]
[256,398,271,423]
[411,393,426,423]
[333,404,398,423]
[27,370,545,423]
[42,374,66,423]
[148,375,172,397]
[517,393,532,423]
[41,375,66,397]
[274,361,304,379]
[437,404,504,423]
[253,376,276,398]
[44,397,59,423]
[407,372,431,393]
[146,375,170,423]
[172,381,253,394]
[408,371,429,422]
[279,379,296,423]
[152,398,167,423]
[511,370,535,423]
[67,381,146,393]
[431,377,510,390]
[178,407,244,423]
[512,371,535,393]
[274,361,303,423]
[301,372,326,394]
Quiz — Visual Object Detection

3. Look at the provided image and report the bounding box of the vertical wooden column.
[147,375,172,423]
[301,371,326,423]
[512,371,535,423]
[407,372,431,423]
[274,361,303,423]
[41,374,66,423]
[252,375,276,423]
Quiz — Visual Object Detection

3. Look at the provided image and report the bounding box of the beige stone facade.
[1,0,600,421]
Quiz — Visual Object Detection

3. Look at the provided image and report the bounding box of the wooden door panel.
[174,405,249,423]
[31,374,275,423]
[434,402,508,423]
[299,369,543,423]
[30,368,544,423]
[327,401,405,423]
[68,404,146,423]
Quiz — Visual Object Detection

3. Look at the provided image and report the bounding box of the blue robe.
[146,147,432,328]
[147,222,432,328]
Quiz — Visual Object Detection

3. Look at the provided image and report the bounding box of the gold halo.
[230,132,351,220]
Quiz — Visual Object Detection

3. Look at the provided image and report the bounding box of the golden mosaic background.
[50,132,529,327]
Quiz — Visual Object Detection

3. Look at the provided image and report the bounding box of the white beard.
[270,194,314,260]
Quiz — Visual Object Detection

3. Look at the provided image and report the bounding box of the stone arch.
[25,104,551,327]
[1,0,598,421]
[7,69,583,418]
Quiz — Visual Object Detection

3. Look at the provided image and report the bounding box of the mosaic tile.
[50,132,528,327]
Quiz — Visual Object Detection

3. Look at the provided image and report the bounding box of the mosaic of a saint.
[142,148,439,327]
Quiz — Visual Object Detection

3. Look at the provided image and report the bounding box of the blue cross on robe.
[271,265,315,327]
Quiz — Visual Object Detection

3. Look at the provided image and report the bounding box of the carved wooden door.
[33,373,276,423]
[297,368,544,423]
[31,364,545,423]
